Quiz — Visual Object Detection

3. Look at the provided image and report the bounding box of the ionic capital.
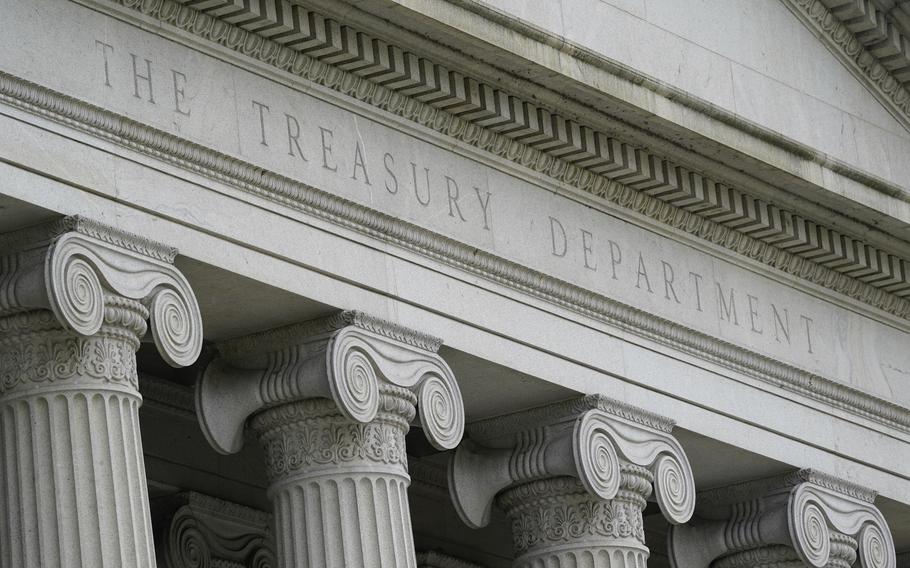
[157,492,275,568]
[196,310,465,454]
[0,216,203,367]
[668,469,896,568]
[448,394,695,530]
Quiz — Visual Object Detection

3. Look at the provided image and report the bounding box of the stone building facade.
[0,0,909,566]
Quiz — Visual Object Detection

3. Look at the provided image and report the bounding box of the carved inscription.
[81,37,849,366]
[548,216,816,353]
[95,40,191,116]
[6,2,905,402]
[247,98,494,232]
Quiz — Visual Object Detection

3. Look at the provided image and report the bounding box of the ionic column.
[0,216,203,568]
[448,395,696,568]
[668,469,896,568]
[196,311,465,568]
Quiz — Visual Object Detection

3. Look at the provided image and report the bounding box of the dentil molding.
[3,50,909,440]
[95,0,910,317]
[2,3,909,437]
[782,0,910,131]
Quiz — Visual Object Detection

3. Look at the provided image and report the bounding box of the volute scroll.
[196,311,465,456]
[448,396,695,530]
[668,469,896,568]
[0,216,204,368]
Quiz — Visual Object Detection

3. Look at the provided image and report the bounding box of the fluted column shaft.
[498,465,653,568]
[196,311,465,568]
[0,217,203,568]
[0,300,154,568]
[250,386,417,568]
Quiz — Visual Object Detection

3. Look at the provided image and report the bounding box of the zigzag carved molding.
[6,67,910,431]
[5,2,910,430]
[112,0,910,318]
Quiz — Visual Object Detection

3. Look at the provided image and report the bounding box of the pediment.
[780,0,910,135]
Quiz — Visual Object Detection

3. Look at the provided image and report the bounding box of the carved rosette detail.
[329,338,380,423]
[417,373,463,451]
[668,470,896,568]
[789,493,831,566]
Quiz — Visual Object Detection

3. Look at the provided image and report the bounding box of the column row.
[0,217,898,568]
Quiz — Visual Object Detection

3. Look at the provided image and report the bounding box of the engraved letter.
[689,272,704,312]
[384,153,398,194]
[285,114,308,161]
[319,127,337,171]
[130,53,155,103]
[609,240,622,280]
[549,217,567,258]
[95,40,114,88]
[716,283,739,326]
[800,315,814,354]
[661,261,680,303]
[252,100,270,147]
[747,294,762,334]
[411,163,431,206]
[771,303,790,344]
[351,142,371,185]
[474,187,492,231]
[171,70,190,116]
[635,253,653,293]
[581,229,596,270]
[445,177,467,221]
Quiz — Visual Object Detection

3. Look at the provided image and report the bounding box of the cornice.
[6,5,910,432]
[782,0,910,131]
[92,0,910,322]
